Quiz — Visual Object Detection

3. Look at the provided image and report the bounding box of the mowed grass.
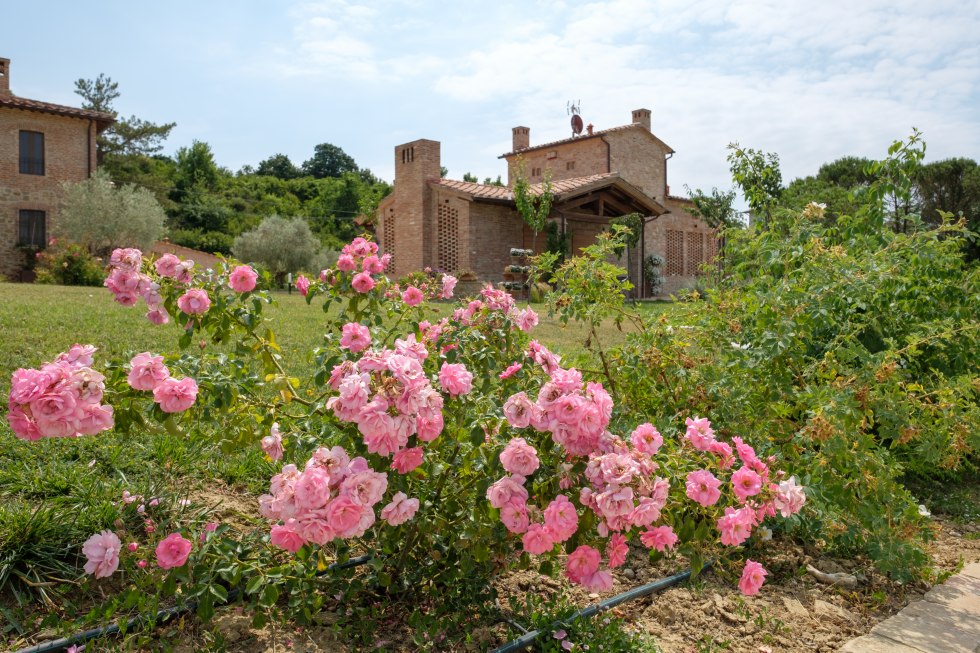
[0,282,677,636]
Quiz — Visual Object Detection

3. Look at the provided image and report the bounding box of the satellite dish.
[571,114,584,136]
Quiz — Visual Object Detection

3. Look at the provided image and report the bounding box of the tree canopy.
[302,143,359,179]
[74,74,176,158]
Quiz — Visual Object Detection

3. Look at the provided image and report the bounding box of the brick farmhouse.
[0,57,114,280]
[376,108,717,298]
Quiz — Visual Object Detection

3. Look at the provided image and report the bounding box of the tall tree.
[74,74,176,158]
[727,144,782,226]
[302,143,358,179]
[685,186,742,229]
[256,153,302,180]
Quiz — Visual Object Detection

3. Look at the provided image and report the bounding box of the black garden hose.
[11,554,373,653]
[491,562,712,653]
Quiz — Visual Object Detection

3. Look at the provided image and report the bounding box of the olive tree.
[58,169,166,255]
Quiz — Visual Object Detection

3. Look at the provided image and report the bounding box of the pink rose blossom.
[640,525,678,552]
[522,523,556,555]
[630,423,663,456]
[731,466,763,503]
[155,532,192,569]
[499,362,522,380]
[401,286,424,307]
[228,265,258,292]
[127,541,139,553]
[439,363,473,396]
[152,377,198,413]
[337,253,357,272]
[565,545,601,584]
[294,466,332,510]
[774,477,806,517]
[514,308,539,332]
[110,248,142,272]
[199,522,218,543]
[684,416,716,451]
[270,520,306,552]
[503,392,533,428]
[582,569,614,592]
[500,438,540,477]
[339,322,372,353]
[262,423,284,461]
[738,559,767,596]
[440,274,457,299]
[127,352,170,391]
[82,531,122,578]
[339,470,388,506]
[380,491,420,526]
[486,475,529,509]
[543,494,579,542]
[352,272,375,293]
[294,275,309,296]
[717,506,756,546]
[606,533,628,568]
[707,440,735,469]
[154,253,181,277]
[176,289,210,315]
[685,469,722,507]
[137,559,148,569]
[391,447,424,474]
[362,255,384,274]
[146,308,170,325]
[499,498,530,534]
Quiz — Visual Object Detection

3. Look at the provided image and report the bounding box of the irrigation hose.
[11,554,373,653]
[490,562,712,653]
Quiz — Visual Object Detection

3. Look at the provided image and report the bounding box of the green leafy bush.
[607,135,979,579]
[34,241,106,286]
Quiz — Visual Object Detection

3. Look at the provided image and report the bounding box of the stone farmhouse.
[375,108,717,298]
[0,57,114,280]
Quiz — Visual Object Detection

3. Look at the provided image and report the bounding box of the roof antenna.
[567,100,583,137]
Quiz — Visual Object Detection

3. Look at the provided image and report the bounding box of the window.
[19,131,45,175]
[566,161,576,171]
[18,210,46,248]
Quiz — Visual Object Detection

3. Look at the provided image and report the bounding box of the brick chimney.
[392,139,441,276]
[631,108,651,132]
[0,58,11,96]
[512,126,530,151]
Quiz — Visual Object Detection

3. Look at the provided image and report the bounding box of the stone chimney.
[631,108,651,132]
[512,126,530,151]
[0,58,11,96]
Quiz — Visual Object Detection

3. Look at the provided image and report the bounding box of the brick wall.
[505,137,608,185]
[644,198,717,297]
[468,202,524,281]
[0,107,97,279]
[604,128,668,202]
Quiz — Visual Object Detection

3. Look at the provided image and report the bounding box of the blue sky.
[3,0,978,197]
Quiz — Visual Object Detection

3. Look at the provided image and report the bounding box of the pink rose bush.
[488,353,805,595]
[228,265,258,293]
[7,345,114,440]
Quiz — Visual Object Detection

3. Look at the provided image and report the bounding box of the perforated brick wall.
[436,203,459,273]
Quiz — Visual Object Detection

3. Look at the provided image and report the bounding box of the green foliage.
[166,229,235,256]
[508,591,659,652]
[74,74,176,158]
[231,216,331,277]
[58,169,166,256]
[256,153,302,180]
[173,141,221,196]
[685,187,743,229]
[727,144,782,225]
[34,241,106,286]
[609,136,979,580]
[302,143,358,179]
[513,163,554,250]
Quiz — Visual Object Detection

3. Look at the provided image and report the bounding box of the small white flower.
[758,526,773,541]
[918,504,931,517]
[730,341,751,350]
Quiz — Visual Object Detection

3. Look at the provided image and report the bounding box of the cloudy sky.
[3,0,978,197]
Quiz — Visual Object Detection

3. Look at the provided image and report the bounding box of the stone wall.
[0,107,96,279]
[505,136,608,185]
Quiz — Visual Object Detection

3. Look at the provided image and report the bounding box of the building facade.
[0,57,114,280]
[377,108,717,298]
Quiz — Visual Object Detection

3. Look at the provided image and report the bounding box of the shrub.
[58,169,166,255]
[232,215,325,278]
[34,240,106,286]
[605,136,979,580]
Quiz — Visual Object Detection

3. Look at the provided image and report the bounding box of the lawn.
[0,282,679,646]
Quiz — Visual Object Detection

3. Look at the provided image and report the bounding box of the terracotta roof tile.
[0,94,115,129]
[499,122,674,158]
[437,173,618,201]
